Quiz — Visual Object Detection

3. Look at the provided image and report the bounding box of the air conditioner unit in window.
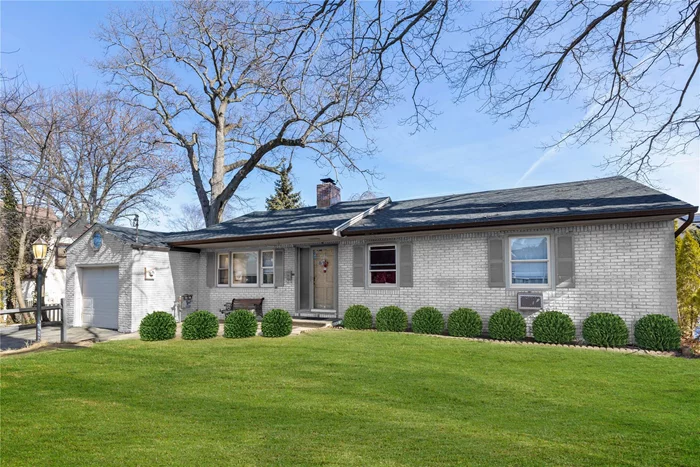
[517,292,543,311]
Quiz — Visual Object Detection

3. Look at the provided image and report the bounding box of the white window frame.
[231,251,259,287]
[367,244,398,288]
[508,235,551,289]
[217,253,230,287]
[260,250,275,287]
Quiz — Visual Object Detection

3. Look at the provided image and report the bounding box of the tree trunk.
[12,230,27,309]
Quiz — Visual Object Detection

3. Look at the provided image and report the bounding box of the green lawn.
[1,331,699,466]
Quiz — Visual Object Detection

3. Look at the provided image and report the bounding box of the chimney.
[316,178,341,208]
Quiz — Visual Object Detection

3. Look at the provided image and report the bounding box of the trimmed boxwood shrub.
[447,308,482,338]
[634,314,681,351]
[343,305,373,330]
[223,309,258,339]
[411,307,445,334]
[376,306,408,332]
[139,311,176,341]
[532,310,575,344]
[582,313,628,347]
[261,309,293,337]
[181,310,219,340]
[488,308,526,341]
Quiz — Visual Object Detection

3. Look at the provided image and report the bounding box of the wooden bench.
[221,298,264,319]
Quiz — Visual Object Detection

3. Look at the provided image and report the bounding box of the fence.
[0,299,66,343]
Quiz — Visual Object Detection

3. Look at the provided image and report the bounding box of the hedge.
[223,309,258,338]
[634,314,681,351]
[582,313,628,347]
[376,306,408,332]
[139,311,176,341]
[488,308,526,341]
[181,310,219,340]
[447,308,483,338]
[411,307,445,334]
[532,311,575,344]
[261,309,293,337]
[343,305,373,330]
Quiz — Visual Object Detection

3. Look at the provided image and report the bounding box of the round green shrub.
[411,307,445,334]
[181,310,219,340]
[343,305,373,330]
[532,311,575,344]
[488,308,526,341]
[447,308,483,338]
[376,306,408,332]
[139,311,176,341]
[634,314,681,351]
[582,313,628,347]
[224,309,258,339]
[261,309,293,337]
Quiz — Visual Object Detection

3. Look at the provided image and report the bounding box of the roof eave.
[342,206,699,237]
[167,229,334,246]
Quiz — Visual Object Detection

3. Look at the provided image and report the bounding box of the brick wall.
[65,228,134,333]
[194,246,296,319]
[66,219,678,339]
[338,220,677,340]
[130,249,201,329]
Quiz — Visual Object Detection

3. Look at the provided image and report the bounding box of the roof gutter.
[342,206,699,237]
[167,229,333,247]
[675,212,696,238]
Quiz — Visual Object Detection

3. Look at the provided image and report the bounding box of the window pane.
[233,253,258,284]
[371,271,396,284]
[262,251,274,268]
[218,254,229,269]
[262,269,274,285]
[369,246,396,270]
[217,269,229,285]
[510,237,548,260]
[511,262,548,284]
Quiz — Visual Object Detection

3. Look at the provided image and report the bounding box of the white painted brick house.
[64,176,697,340]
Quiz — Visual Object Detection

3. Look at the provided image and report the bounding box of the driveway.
[0,324,134,351]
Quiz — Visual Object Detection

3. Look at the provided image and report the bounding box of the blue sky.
[2,1,698,230]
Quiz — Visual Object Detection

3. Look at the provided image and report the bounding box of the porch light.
[32,237,49,261]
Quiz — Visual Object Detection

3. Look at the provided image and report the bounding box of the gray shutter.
[274,249,285,288]
[488,238,505,288]
[556,236,575,288]
[352,245,365,287]
[206,252,216,288]
[399,243,413,287]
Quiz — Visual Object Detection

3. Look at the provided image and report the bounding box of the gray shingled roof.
[99,224,176,248]
[86,176,695,248]
[168,198,388,244]
[344,176,696,234]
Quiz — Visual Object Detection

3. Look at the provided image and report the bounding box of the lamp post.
[32,237,48,342]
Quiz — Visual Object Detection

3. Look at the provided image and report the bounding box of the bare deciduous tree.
[96,0,450,226]
[166,203,206,232]
[49,88,183,224]
[445,0,700,180]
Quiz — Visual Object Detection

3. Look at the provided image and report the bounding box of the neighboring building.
[64,176,697,340]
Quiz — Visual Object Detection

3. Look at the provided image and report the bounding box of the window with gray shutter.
[555,236,575,288]
[399,243,413,287]
[274,249,285,288]
[352,245,365,287]
[206,252,216,288]
[488,238,505,288]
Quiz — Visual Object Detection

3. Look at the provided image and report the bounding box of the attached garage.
[80,267,119,329]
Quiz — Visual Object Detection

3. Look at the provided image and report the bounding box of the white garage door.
[81,267,119,329]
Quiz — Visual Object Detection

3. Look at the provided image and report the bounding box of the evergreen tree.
[265,169,302,211]
[676,233,700,340]
[1,173,21,308]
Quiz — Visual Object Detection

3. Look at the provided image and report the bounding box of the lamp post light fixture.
[32,237,49,342]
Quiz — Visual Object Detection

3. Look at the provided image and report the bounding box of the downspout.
[675,212,696,238]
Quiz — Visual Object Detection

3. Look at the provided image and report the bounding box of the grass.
[1,330,699,466]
